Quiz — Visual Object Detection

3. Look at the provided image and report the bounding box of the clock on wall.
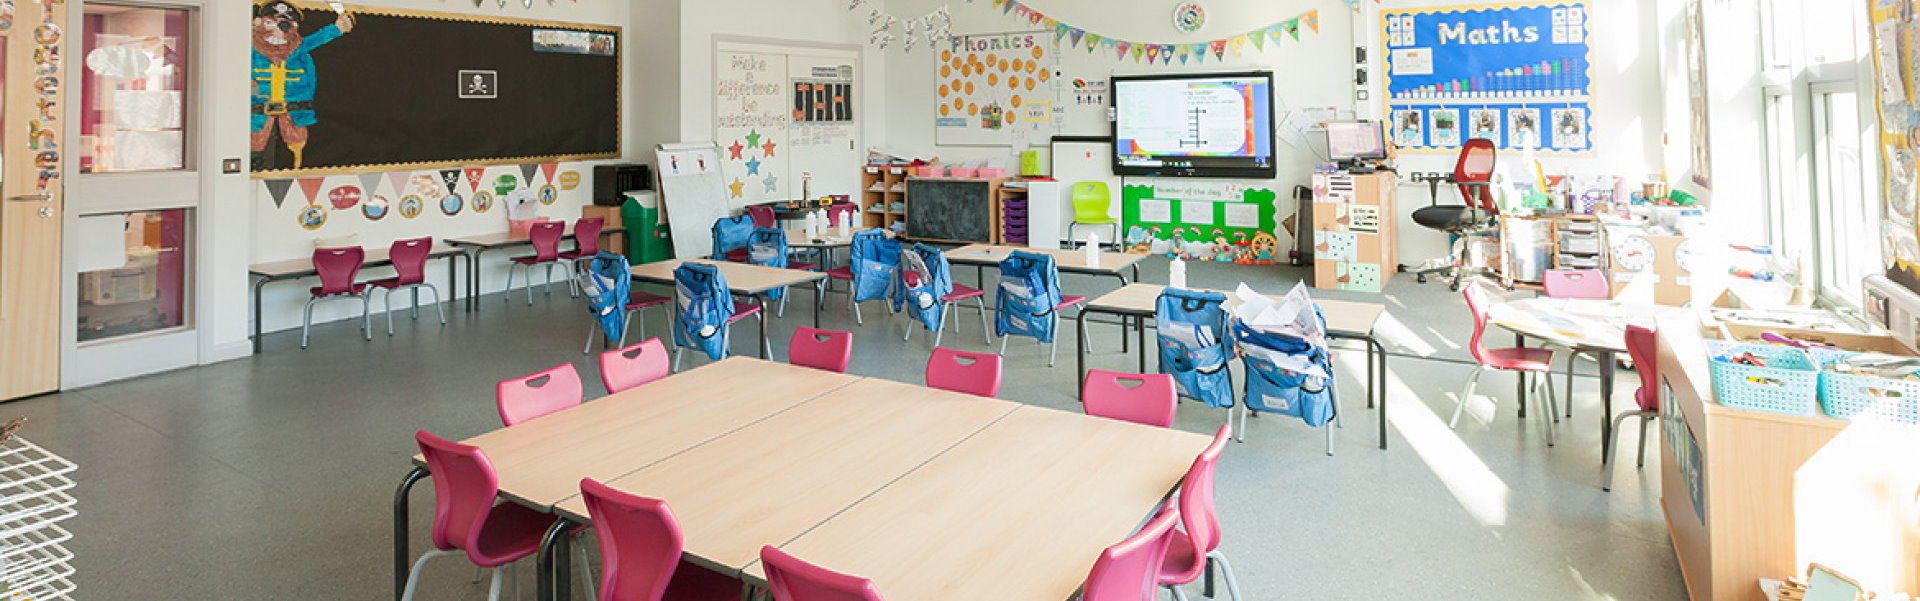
[1172,2,1206,33]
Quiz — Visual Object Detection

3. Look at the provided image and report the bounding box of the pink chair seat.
[1480,347,1556,372]
[942,284,985,302]
[510,255,558,265]
[826,266,854,280]
[1058,295,1087,311]
[1157,528,1199,582]
[365,277,409,290]
[627,290,672,311]
[464,501,560,568]
[729,301,761,323]
[788,262,819,272]
[662,563,743,601]
[725,249,750,262]
[311,282,368,297]
[556,249,592,260]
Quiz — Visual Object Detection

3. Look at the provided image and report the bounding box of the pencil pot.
[1812,350,1920,425]
[1704,340,1821,417]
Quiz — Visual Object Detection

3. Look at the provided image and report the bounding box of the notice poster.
[935,32,1059,146]
[715,52,790,206]
[1382,2,1594,154]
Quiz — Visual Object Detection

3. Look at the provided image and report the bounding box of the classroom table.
[627,259,829,358]
[740,406,1212,601]
[248,245,467,353]
[1073,284,1391,450]
[445,226,626,312]
[392,358,861,601]
[785,229,853,271]
[1486,296,1669,461]
[945,244,1150,351]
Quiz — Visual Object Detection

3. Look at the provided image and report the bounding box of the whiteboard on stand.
[656,142,729,260]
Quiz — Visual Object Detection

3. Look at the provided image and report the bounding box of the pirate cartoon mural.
[251,1,354,170]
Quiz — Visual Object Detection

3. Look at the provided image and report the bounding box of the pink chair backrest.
[415,430,503,558]
[389,237,433,286]
[1166,425,1231,584]
[746,205,777,228]
[1455,138,1498,212]
[1081,370,1176,428]
[790,327,854,373]
[528,221,565,261]
[580,478,687,601]
[496,363,585,426]
[573,218,605,256]
[1081,505,1180,601]
[1543,269,1610,300]
[1460,279,1498,365]
[760,545,886,601]
[599,339,670,394]
[312,246,366,296]
[1624,324,1660,412]
[926,347,1002,397]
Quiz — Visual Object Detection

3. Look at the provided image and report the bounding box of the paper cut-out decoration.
[299,204,328,230]
[464,167,485,192]
[326,185,362,210]
[540,162,559,183]
[745,157,762,176]
[385,171,410,197]
[441,193,464,216]
[1314,231,1357,261]
[728,140,746,159]
[519,163,538,184]
[761,138,777,157]
[728,178,745,198]
[472,191,494,214]
[398,195,424,219]
[744,129,762,149]
[363,195,390,221]
[558,171,581,190]
[1348,205,1380,233]
[297,176,327,205]
[537,184,558,205]
[265,179,295,208]
[763,174,779,193]
[250,0,355,171]
[1340,263,1382,292]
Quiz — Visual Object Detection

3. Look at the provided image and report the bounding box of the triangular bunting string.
[387,171,411,197]
[519,164,539,185]
[357,173,383,196]
[954,5,1321,62]
[465,168,486,193]
[265,179,295,209]
[297,177,327,205]
[540,163,559,184]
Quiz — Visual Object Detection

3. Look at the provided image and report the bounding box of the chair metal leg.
[999,333,1010,355]
[399,548,464,601]
[574,538,597,600]
[487,563,505,601]
[385,288,398,336]
[933,302,951,347]
[978,297,992,340]
[1564,350,1579,420]
[1208,550,1245,601]
[426,284,447,325]
[1602,410,1641,492]
[542,263,556,297]
[673,347,684,372]
[503,264,516,305]
[1636,416,1651,468]
[1168,585,1191,601]
[852,297,864,325]
[301,297,317,349]
[1448,365,1485,428]
[472,565,484,584]
[583,320,599,355]
[1539,373,1557,447]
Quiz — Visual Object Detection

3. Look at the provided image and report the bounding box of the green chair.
[1068,181,1119,249]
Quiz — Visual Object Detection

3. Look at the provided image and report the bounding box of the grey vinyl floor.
[10,255,1686,600]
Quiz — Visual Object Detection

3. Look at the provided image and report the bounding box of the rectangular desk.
[549,378,1018,575]
[943,244,1146,288]
[392,358,859,600]
[742,406,1212,601]
[628,259,830,358]
[1075,284,1392,450]
[249,245,466,353]
[446,227,626,312]
[785,230,854,272]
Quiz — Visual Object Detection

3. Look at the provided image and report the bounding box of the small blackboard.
[906,179,994,243]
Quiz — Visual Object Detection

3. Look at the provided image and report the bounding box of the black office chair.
[1408,138,1499,291]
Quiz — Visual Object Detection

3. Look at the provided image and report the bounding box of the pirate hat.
[256,1,302,21]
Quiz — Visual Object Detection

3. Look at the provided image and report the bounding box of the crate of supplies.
[1704,339,1821,417]
[1812,349,1920,425]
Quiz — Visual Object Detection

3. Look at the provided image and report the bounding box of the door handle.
[9,195,51,201]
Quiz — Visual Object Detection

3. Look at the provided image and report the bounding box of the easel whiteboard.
[657,142,729,260]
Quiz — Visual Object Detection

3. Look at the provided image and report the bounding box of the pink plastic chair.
[585,288,673,355]
[1081,370,1177,428]
[1542,269,1611,420]
[506,221,571,305]
[926,347,1002,397]
[404,431,573,601]
[790,326,854,373]
[599,338,671,394]
[368,237,447,336]
[558,217,606,262]
[746,205,777,228]
[496,363,585,426]
[303,246,372,348]
[1604,324,1660,492]
[760,545,886,601]
[1159,425,1239,601]
[579,478,743,601]
[1082,505,1181,601]
[1447,279,1559,447]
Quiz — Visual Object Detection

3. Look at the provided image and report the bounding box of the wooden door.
[0,0,68,400]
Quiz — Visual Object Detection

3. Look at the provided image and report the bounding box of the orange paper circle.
[1032,46,1044,59]
[941,65,951,77]
[938,84,949,97]
[954,98,965,110]
[1038,70,1051,82]
[965,82,975,94]
[999,58,1010,71]
[941,50,952,61]
[1011,95,1023,107]
[988,73,999,86]
[1026,61,1037,73]
[940,105,951,116]
[1025,78,1036,90]
[1008,76,1020,89]
[968,103,979,115]
[1008,111,1019,123]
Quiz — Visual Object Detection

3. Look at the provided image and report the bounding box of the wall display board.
[1381,2,1593,154]
[934,31,1060,147]
[714,49,861,206]
[1866,0,1920,294]
[248,2,620,177]
[1119,181,1281,264]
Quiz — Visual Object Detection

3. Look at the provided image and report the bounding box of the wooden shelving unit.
[1496,214,1609,290]
[860,166,910,233]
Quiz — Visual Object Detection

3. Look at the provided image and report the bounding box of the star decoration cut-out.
[744,130,763,149]
[761,139,778,157]
[745,157,762,176]
[727,141,746,160]
[728,178,745,198]
[763,174,780,193]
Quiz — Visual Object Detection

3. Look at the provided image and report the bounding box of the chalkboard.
[250,3,620,177]
[907,179,994,243]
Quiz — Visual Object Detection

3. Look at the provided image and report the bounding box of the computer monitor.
[1326,121,1387,161]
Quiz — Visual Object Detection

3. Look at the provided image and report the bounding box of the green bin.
[621,191,673,264]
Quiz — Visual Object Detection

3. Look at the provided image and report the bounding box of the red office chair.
[1409,138,1499,291]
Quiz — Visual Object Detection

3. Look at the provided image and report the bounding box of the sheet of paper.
[75,214,128,273]
[1877,21,1907,104]
[1223,202,1259,228]
[1347,204,1380,233]
[1180,200,1214,225]
[112,131,184,171]
[1138,198,1173,223]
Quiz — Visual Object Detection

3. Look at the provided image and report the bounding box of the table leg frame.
[393,466,429,601]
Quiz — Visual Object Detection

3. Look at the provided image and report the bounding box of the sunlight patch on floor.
[1341,353,1510,529]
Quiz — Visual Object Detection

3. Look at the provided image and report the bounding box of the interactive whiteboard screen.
[1112,72,1275,179]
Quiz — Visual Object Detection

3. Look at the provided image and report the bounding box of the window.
[75,210,190,343]
[78,4,191,173]
[1811,87,1879,303]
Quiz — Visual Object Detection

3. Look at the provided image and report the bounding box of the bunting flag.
[438,169,461,194]
[357,172,383,197]
[519,164,539,185]
[464,168,486,193]
[981,2,1322,63]
[265,179,295,209]
[540,162,559,183]
[297,177,327,205]
[386,171,411,197]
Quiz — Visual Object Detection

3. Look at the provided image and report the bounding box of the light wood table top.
[945,244,1147,274]
[1085,283,1385,337]
[446,226,624,249]
[743,406,1212,600]
[1488,297,1669,352]
[786,230,854,249]
[423,358,859,510]
[554,378,1019,572]
[249,245,463,278]
[629,259,828,295]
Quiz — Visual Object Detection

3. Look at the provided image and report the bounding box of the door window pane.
[76,210,189,342]
[1813,90,1875,305]
[79,5,191,173]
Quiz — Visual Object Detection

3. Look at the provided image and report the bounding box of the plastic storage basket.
[1811,350,1920,425]
[1704,340,1821,417]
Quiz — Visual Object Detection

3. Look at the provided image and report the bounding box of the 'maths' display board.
[1381,2,1593,154]
[248,3,620,178]
[1867,0,1920,293]
[935,32,1059,147]
[1119,181,1281,264]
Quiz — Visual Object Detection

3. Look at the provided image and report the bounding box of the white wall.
[676,0,884,145]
